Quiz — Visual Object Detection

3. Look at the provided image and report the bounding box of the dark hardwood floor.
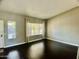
[3,39,78,59]
[45,40,78,59]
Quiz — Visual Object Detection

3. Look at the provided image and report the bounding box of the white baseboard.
[4,42,26,48]
[28,38,43,43]
[47,38,79,47]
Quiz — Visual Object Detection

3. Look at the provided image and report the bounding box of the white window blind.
[26,17,45,42]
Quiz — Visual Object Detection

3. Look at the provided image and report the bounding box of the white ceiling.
[0,0,78,19]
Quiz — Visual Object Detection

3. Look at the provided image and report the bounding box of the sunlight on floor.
[7,50,20,59]
[28,42,44,59]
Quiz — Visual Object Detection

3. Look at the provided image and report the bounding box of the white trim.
[4,42,26,48]
[28,38,43,43]
[47,38,79,47]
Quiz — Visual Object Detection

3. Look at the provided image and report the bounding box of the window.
[8,21,16,39]
[26,23,44,36]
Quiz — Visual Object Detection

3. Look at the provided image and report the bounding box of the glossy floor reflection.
[45,40,78,59]
[6,41,45,59]
[5,40,78,59]
[7,50,20,59]
[27,42,44,59]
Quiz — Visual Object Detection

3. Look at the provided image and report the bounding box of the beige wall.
[0,12,26,47]
[47,7,79,46]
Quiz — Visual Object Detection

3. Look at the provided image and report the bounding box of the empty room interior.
[0,0,79,59]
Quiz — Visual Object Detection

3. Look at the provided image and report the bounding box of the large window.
[27,23,44,36]
[0,20,4,48]
[8,21,16,39]
[26,18,45,42]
